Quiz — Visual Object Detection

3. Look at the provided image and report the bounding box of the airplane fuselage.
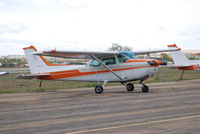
[37,59,159,82]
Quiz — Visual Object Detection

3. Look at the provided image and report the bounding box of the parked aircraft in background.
[0,72,9,76]
[193,52,200,55]
[168,44,200,80]
[16,45,179,94]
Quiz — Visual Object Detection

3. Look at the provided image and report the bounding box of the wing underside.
[33,50,119,59]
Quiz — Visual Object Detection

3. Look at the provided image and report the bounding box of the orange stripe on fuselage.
[37,65,152,80]
[124,59,149,63]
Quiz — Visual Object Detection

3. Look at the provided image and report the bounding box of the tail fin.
[23,46,50,74]
[168,44,191,66]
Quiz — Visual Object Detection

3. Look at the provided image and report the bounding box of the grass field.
[0,67,200,93]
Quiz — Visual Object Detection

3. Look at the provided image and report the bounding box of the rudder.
[23,46,49,74]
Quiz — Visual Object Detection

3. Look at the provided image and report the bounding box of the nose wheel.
[142,85,149,92]
[140,80,149,93]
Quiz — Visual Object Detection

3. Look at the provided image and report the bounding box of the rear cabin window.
[102,57,116,65]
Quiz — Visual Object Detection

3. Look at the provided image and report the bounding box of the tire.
[142,85,149,93]
[95,85,103,94]
[126,83,134,92]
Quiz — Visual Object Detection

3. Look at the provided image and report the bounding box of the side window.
[102,57,116,65]
[117,54,128,63]
[89,60,100,67]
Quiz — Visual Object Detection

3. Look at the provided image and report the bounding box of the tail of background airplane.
[168,44,191,66]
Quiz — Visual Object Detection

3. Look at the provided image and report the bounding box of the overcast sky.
[0,0,200,56]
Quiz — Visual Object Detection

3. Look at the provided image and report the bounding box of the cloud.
[0,22,28,35]
[0,22,30,56]
[0,1,5,6]
[177,25,200,36]
[20,0,88,9]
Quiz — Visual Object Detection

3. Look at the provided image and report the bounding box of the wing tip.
[168,43,181,50]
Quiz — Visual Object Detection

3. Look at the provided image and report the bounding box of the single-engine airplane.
[16,45,179,94]
[0,72,9,76]
[168,44,200,80]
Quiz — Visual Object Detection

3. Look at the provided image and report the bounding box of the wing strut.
[91,55,125,81]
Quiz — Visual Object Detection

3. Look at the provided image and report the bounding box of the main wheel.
[95,85,104,94]
[142,85,149,93]
[126,83,134,92]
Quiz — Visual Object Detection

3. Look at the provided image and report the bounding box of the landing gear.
[126,83,134,92]
[140,80,149,93]
[94,81,107,94]
[95,85,104,94]
[178,70,184,81]
[38,80,45,92]
[142,85,149,92]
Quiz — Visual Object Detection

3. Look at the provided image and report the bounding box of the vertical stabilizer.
[23,46,49,74]
[168,44,191,66]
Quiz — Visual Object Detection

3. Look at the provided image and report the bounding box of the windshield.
[89,60,100,67]
[120,51,137,59]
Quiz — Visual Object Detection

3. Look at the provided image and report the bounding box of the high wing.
[133,46,180,55]
[15,73,50,79]
[33,50,119,59]
[33,44,179,59]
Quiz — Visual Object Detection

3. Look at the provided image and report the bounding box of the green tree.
[108,43,132,51]
[189,57,200,60]
[160,53,173,61]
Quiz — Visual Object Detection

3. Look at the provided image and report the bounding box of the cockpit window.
[120,51,137,59]
[117,54,129,63]
[89,60,100,67]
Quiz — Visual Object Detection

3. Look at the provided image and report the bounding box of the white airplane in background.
[16,45,179,94]
[192,52,200,56]
[168,44,200,80]
[0,72,9,76]
[168,44,200,71]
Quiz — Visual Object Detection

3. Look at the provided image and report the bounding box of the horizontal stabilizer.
[15,73,50,79]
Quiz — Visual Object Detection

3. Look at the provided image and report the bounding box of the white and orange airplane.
[168,44,200,80]
[168,44,200,71]
[16,45,179,94]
